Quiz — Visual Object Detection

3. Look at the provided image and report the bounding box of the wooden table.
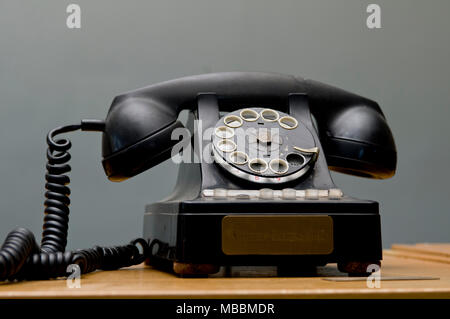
[0,244,449,299]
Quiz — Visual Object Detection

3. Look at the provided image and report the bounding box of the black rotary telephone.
[0,72,396,280]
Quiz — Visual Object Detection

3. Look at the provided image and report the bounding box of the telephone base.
[143,197,382,276]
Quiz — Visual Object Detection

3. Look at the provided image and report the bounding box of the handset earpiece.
[322,106,397,179]
[102,97,184,181]
[305,79,397,179]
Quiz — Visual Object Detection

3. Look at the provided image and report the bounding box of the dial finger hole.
[217,139,237,153]
[278,116,298,129]
[215,126,234,139]
[269,158,289,174]
[229,151,248,165]
[260,109,280,122]
[240,108,260,121]
[224,115,243,128]
[248,158,268,173]
[286,153,305,167]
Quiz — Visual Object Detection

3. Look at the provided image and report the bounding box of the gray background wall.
[0,0,449,250]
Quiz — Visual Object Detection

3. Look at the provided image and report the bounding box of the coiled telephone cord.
[0,121,150,281]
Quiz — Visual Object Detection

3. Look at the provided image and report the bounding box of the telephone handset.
[102,72,396,181]
[0,72,396,281]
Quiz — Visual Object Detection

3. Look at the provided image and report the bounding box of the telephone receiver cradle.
[98,73,397,276]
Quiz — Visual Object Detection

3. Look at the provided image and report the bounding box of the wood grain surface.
[386,243,450,264]
[0,245,449,299]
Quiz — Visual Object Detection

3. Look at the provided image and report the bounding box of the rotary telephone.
[0,72,396,280]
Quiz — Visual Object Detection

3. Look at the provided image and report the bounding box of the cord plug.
[81,119,105,132]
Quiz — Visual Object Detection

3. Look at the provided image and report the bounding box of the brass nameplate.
[222,215,333,255]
